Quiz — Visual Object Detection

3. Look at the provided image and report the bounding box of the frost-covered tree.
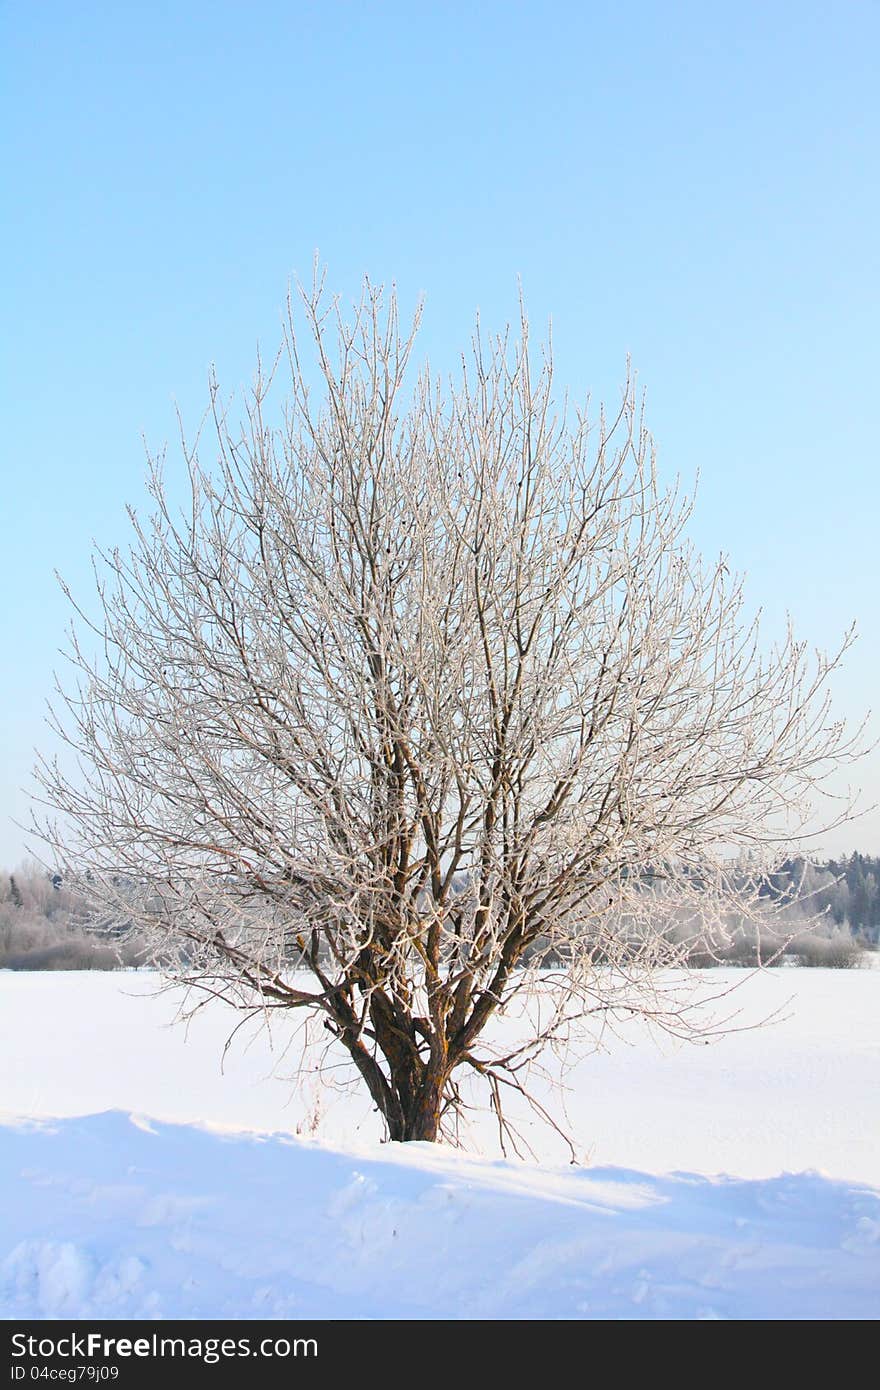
[34,276,861,1148]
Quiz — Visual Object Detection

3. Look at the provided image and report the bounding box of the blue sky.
[2,0,878,864]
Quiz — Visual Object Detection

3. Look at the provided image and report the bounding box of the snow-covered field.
[1,968,878,1319]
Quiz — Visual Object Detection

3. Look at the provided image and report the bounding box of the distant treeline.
[0,868,145,971]
[760,854,880,942]
[1,855,878,971]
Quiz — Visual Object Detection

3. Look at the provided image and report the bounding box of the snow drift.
[1,970,878,1319]
[2,1112,878,1320]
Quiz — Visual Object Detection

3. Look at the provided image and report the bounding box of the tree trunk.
[402,1092,443,1142]
[383,1076,446,1142]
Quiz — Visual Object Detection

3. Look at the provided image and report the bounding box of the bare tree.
[34,275,862,1149]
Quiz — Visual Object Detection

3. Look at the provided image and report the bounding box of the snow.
[1,968,879,1319]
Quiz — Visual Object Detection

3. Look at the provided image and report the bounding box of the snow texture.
[1,969,878,1319]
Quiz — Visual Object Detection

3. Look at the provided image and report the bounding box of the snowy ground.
[1,968,878,1319]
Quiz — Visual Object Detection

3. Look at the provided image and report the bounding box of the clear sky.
[2,1,878,866]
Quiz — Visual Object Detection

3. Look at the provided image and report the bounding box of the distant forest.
[0,868,145,971]
[1,855,878,971]
[761,853,880,940]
